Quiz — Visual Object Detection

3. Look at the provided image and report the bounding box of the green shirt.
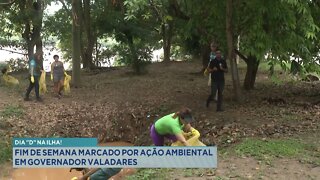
[155,113,183,135]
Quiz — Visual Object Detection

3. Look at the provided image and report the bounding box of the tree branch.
[58,0,71,13]
[234,49,248,63]
[168,0,190,20]
[148,0,163,22]
[0,0,15,5]
[0,48,27,55]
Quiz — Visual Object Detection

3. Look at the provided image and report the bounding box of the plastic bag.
[64,73,71,94]
[171,128,206,146]
[208,74,211,86]
[39,71,47,94]
[204,68,209,76]
[2,73,19,86]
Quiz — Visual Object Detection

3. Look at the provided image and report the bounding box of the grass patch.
[234,138,320,166]
[182,168,204,177]
[132,168,210,179]
[299,144,320,166]
[281,114,299,121]
[1,105,24,118]
[126,168,169,180]
[235,138,304,160]
[214,177,228,180]
[0,138,12,164]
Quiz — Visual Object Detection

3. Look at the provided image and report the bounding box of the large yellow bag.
[39,71,47,94]
[64,73,71,94]
[171,128,206,146]
[2,73,19,86]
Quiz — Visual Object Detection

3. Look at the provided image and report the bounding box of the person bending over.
[150,107,195,146]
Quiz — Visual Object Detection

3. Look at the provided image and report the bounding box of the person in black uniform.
[206,50,228,111]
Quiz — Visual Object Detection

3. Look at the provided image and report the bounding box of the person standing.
[51,55,65,98]
[206,50,228,111]
[24,52,43,102]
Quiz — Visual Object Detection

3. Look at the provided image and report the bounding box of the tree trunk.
[125,31,141,74]
[79,0,85,69]
[236,35,240,64]
[162,22,173,63]
[36,40,43,68]
[201,43,211,72]
[20,0,43,68]
[81,0,95,69]
[226,0,241,101]
[234,49,260,91]
[27,43,34,61]
[33,0,44,68]
[72,0,81,87]
[244,55,259,90]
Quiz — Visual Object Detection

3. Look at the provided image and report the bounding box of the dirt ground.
[0,61,319,179]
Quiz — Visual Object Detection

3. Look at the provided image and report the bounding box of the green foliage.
[235,138,305,160]
[234,137,320,166]
[1,105,24,118]
[176,0,227,54]
[2,0,319,79]
[5,58,28,72]
[94,39,118,67]
[290,60,302,75]
[44,6,72,61]
[235,0,320,81]
[124,0,149,21]
[97,0,159,73]
[0,138,11,164]
[126,169,168,180]
[182,169,204,177]
[0,37,25,49]
[171,45,192,61]
[304,62,320,74]
[288,60,320,79]
[113,41,152,74]
[0,0,52,60]
[270,74,283,86]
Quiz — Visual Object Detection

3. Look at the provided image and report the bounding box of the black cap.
[181,112,194,123]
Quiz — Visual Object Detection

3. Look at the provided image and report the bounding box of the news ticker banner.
[13,138,217,168]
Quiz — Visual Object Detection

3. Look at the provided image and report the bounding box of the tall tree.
[81,0,96,69]
[226,0,241,101]
[174,0,226,70]
[94,0,158,73]
[2,0,46,66]
[234,0,320,90]
[148,0,174,63]
[72,0,81,86]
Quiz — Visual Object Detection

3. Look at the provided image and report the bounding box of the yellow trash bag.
[171,128,206,146]
[39,71,47,94]
[64,73,71,94]
[2,73,19,86]
[204,68,209,76]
